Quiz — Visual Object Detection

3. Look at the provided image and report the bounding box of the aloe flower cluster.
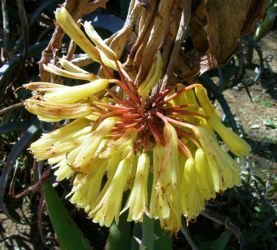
[24,7,251,232]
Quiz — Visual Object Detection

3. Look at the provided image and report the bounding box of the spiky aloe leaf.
[41,181,91,250]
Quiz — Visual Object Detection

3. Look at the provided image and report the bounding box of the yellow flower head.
[24,7,250,233]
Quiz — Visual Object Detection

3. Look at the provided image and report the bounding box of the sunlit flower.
[24,7,251,233]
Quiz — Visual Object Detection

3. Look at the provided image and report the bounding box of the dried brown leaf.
[188,0,268,74]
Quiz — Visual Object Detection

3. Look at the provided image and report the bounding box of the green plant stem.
[181,219,198,250]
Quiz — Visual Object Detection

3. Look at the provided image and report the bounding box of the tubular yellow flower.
[90,156,131,227]
[194,148,216,200]
[70,160,107,212]
[193,126,241,191]
[194,85,251,157]
[30,118,90,153]
[194,85,217,117]
[159,123,179,189]
[123,152,150,222]
[59,58,90,74]
[52,158,74,181]
[182,157,205,219]
[84,21,118,61]
[24,7,251,233]
[67,118,116,170]
[55,7,101,63]
[208,116,251,157]
[150,144,170,220]
[138,52,163,98]
[24,99,92,122]
[43,79,116,104]
[43,63,97,81]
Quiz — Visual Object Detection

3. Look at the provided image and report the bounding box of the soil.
[0,31,276,249]
[224,30,277,181]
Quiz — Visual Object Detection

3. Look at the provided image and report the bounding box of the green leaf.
[106,212,132,250]
[131,223,142,250]
[210,230,232,250]
[142,215,154,250]
[41,181,91,250]
[153,220,172,250]
[199,230,232,250]
[255,3,277,41]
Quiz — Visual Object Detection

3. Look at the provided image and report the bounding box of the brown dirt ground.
[224,30,277,178]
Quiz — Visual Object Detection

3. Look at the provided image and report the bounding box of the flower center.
[92,82,203,156]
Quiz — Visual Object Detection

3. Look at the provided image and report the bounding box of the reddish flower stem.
[178,139,192,158]
[152,111,169,125]
[113,80,140,105]
[152,87,175,107]
[174,127,192,138]
[147,120,164,145]
[115,60,139,97]
[167,109,206,119]
[166,116,194,130]
[159,84,201,105]
[95,101,136,111]
[164,104,193,110]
